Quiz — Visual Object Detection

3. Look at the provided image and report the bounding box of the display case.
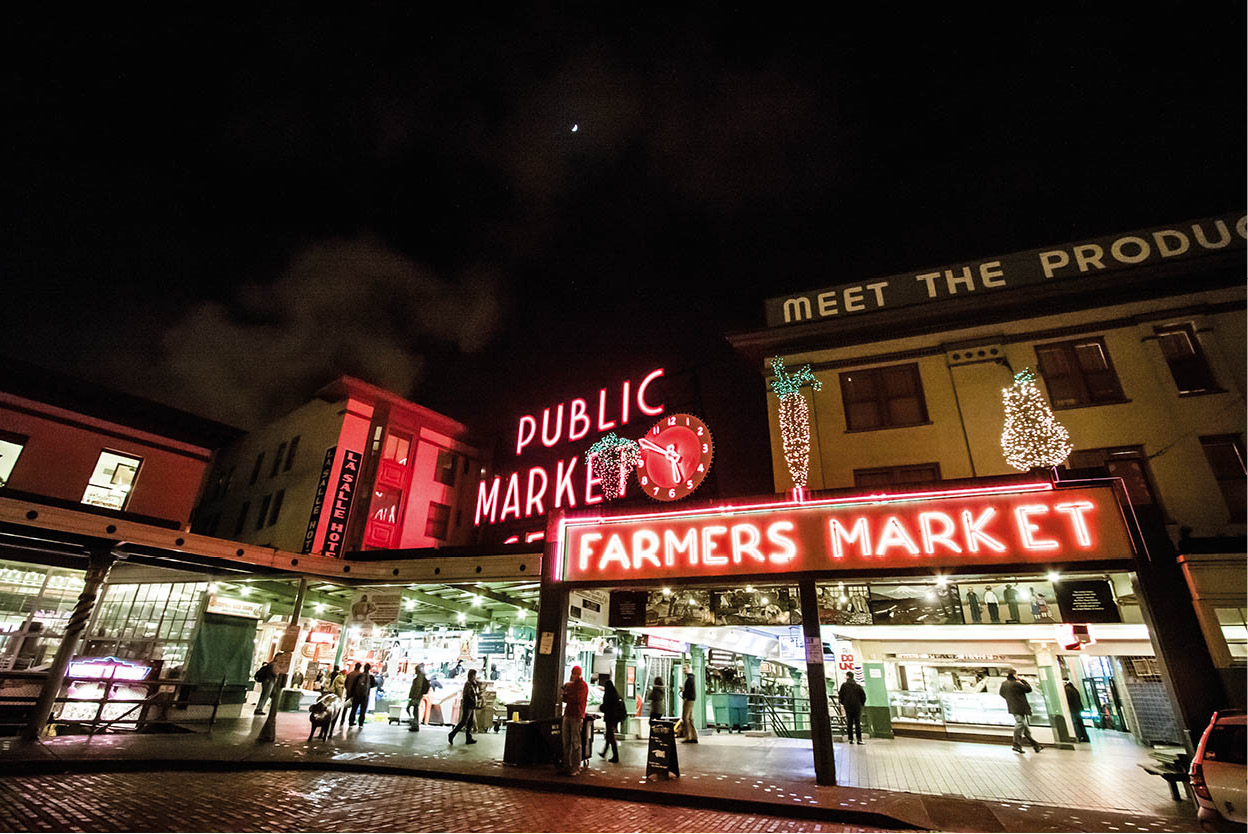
[889,691,945,725]
[939,689,1050,727]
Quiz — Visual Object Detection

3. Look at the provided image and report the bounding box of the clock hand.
[639,438,669,455]
[670,458,682,482]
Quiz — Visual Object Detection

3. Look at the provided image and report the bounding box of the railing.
[742,693,848,740]
[0,669,230,737]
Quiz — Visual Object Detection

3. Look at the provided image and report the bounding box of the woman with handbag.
[598,676,624,763]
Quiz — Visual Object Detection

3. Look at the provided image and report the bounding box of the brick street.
[0,770,894,833]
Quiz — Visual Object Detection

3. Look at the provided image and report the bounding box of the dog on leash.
[308,693,342,741]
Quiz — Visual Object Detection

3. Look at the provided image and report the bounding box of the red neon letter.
[621,380,631,426]
[664,528,698,566]
[499,472,522,521]
[598,534,631,571]
[767,521,798,564]
[516,415,536,456]
[919,511,962,554]
[525,466,548,517]
[578,532,603,572]
[1055,501,1095,547]
[730,523,766,564]
[540,405,564,448]
[701,525,729,565]
[596,388,616,432]
[584,454,603,506]
[568,398,590,441]
[474,476,500,525]
[874,516,921,557]
[961,508,1007,553]
[632,529,661,570]
[637,368,665,416]
[1014,505,1059,551]
[829,517,871,559]
[554,457,577,509]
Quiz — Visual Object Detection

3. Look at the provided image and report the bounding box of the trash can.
[502,717,562,766]
[506,702,532,722]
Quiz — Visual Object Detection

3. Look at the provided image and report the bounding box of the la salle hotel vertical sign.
[323,450,362,557]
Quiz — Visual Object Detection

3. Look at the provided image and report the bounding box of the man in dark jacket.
[349,663,373,727]
[448,669,481,745]
[837,672,867,744]
[999,669,1042,753]
[253,658,277,716]
[680,670,699,743]
[1064,679,1090,742]
[408,663,431,732]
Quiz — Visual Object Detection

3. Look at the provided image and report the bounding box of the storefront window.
[0,560,85,670]
[81,450,142,511]
[81,581,208,678]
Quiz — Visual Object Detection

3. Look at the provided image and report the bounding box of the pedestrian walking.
[598,675,623,763]
[447,669,481,745]
[408,663,430,732]
[558,665,589,775]
[679,670,699,743]
[999,669,1042,753]
[252,657,278,716]
[837,672,867,744]
[647,676,666,720]
[984,586,1000,623]
[1064,678,1091,743]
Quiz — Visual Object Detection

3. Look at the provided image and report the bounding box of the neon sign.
[559,483,1134,583]
[645,634,686,653]
[67,657,153,681]
[476,368,666,527]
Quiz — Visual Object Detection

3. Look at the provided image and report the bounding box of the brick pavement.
[0,770,891,833]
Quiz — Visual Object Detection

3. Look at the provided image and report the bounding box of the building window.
[371,486,402,525]
[425,502,451,540]
[255,495,272,530]
[268,490,286,527]
[284,436,300,472]
[1068,446,1161,508]
[853,463,942,489]
[270,443,286,478]
[1214,607,1248,662]
[249,452,265,485]
[233,501,250,536]
[0,431,27,488]
[81,450,142,511]
[434,450,457,486]
[1156,324,1219,395]
[382,431,411,466]
[1200,436,1246,519]
[839,364,928,431]
[1034,338,1125,408]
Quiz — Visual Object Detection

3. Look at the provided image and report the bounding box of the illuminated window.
[1215,607,1247,662]
[853,463,941,489]
[382,431,411,466]
[1035,338,1125,408]
[284,436,300,472]
[81,450,142,511]
[1155,324,1219,395]
[270,443,286,478]
[371,486,402,525]
[435,450,457,486]
[425,502,451,540]
[1200,436,1246,518]
[0,431,26,488]
[1068,446,1161,508]
[255,494,272,530]
[839,364,928,431]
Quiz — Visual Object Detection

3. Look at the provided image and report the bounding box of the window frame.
[1155,323,1221,396]
[1067,445,1165,514]
[853,462,942,489]
[283,436,300,472]
[434,449,458,487]
[838,363,930,432]
[1199,435,1247,521]
[255,494,272,531]
[0,430,28,488]
[81,449,144,512]
[249,452,265,485]
[233,501,251,537]
[268,489,286,527]
[425,501,451,540]
[270,443,286,478]
[1034,337,1127,409]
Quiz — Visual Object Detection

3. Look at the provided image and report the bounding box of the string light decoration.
[770,356,823,489]
[585,432,641,499]
[1000,367,1074,471]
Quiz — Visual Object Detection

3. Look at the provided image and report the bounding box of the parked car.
[1190,709,1246,831]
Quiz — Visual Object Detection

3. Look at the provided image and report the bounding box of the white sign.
[539,631,555,655]
[834,640,864,683]
[348,590,402,630]
[206,593,268,620]
[804,636,824,665]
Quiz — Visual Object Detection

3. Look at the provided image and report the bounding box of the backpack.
[254,664,271,684]
[353,673,371,699]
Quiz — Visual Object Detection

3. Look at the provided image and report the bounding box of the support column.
[798,579,836,786]
[21,547,115,742]
[530,527,569,719]
[690,644,707,730]
[614,632,634,736]
[258,576,307,743]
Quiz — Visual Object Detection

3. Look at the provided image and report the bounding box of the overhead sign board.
[559,483,1135,584]
[764,212,1246,328]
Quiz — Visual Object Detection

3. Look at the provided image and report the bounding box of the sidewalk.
[0,714,1199,833]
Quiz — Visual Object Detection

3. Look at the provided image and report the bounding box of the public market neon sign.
[558,483,1135,583]
[476,368,665,526]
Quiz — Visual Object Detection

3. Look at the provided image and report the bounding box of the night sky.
[4,10,1244,449]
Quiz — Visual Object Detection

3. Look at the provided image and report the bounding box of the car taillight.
[1191,762,1212,800]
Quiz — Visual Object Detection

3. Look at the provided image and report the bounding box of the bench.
[1139,750,1192,802]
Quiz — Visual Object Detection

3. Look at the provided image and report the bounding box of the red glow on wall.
[558,483,1134,583]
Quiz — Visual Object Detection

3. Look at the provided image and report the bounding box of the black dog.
[308,693,342,741]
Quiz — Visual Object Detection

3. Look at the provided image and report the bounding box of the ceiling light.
[457,612,466,624]
[239,586,251,597]
[760,597,770,605]
[935,576,948,588]
[471,595,482,607]
[1046,571,1061,583]
[207,582,219,594]
[745,585,754,593]
[314,603,326,614]
[661,588,671,596]
[404,600,416,611]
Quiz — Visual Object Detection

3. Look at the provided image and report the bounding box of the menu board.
[645,718,680,780]
[1054,580,1121,623]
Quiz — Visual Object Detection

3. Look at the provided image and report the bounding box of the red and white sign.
[559,483,1134,583]
[645,634,687,653]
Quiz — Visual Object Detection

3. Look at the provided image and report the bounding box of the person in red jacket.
[559,665,589,776]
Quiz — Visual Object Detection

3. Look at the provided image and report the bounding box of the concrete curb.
[0,755,928,831]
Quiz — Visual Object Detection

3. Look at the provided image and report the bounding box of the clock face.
[636,413,714,501]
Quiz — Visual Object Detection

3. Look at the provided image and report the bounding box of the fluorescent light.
[1046,571,1061,583]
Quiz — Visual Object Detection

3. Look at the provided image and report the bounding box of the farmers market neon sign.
[558,482,1135,582]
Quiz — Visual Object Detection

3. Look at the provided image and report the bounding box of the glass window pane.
[888,397,923,425]
[847,402,879,430]
[1074,342,1110,373]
